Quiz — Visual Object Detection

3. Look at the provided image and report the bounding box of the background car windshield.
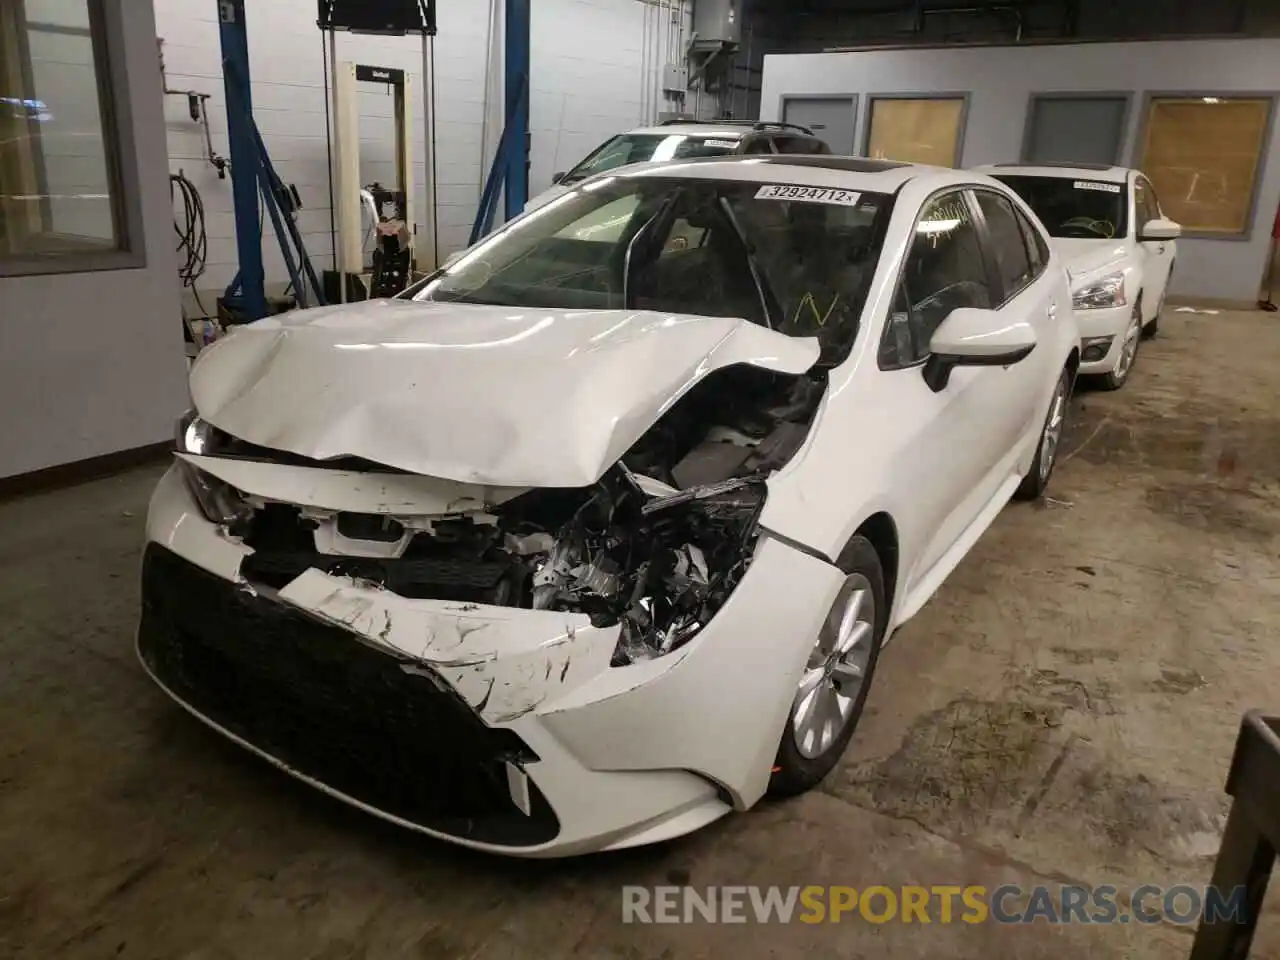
[411,177,892,362]
[994,175,1128,240]
[562,134,740,183]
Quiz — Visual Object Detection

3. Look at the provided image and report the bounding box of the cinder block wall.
[153,0,652,300]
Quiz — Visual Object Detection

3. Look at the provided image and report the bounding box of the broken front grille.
[239,503,521,603]
[138,544,559,847]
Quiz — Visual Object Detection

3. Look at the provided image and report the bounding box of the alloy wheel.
[792,573,876,760]
[1039,378,1067,483]
[1114,310,1142,381]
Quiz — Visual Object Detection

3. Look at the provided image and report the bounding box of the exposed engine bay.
[226,365,827,665]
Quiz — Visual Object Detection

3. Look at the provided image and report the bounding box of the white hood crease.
[1052,238,1128,283]
[189,300,820,489]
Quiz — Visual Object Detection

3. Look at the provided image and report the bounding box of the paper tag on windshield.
[703,139,739,148]
[755,184,861,206]
[1073,180,1122,194]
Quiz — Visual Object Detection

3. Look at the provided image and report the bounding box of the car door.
[971,187,1060,444]
[1134,175,1174,320]
[877,188,1036,598]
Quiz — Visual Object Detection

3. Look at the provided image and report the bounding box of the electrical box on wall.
[692,0,741,48]
[662,63,688,94]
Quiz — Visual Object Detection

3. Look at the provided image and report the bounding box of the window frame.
[860,92,971,168]
[970,186,1042,307]
[1133,174,1163,236]
[1020,92,1134,167]
[1013,203,1050,278]
[1133,91,1278,242]
[0,0,147,277]
[878,185,1001,372]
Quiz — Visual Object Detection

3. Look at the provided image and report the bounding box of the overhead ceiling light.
[1203,97,1223,104]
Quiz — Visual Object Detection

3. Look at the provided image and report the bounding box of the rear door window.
[974,190,1035,301]
[1014,206,1050,275]
[881,190,995,368]
[773,135,823,155]
[741,136,775,155]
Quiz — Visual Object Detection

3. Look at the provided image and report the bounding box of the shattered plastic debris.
[233,363,820,665]
[506,531,555,556]
[1175,307,1220,315]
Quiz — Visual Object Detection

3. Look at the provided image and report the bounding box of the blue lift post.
[217,0,267,321]
[502,0,530,220]
[471,0,531,242]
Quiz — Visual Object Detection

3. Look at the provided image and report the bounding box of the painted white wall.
[154,0,667,303]
[1,0,189,479]
[761,38,1280,302]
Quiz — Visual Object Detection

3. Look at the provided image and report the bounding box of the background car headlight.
[174,410,250,528]
[1072,273,1127,310]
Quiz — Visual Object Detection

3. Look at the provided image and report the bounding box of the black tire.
[769,535,887,798]
[1098,303,1143,391]
[1014,366,1071,501]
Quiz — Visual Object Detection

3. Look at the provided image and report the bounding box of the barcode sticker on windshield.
[1074,180,1122,194]
[755,184,861,206]
[704,139,739,148]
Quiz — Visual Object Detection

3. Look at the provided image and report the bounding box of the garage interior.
[3,0,1280,958]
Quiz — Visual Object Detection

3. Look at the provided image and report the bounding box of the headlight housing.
[176,408,217,456]
[174,410,250,528]
[1072,273,1127,310]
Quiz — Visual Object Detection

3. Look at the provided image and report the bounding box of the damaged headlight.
[176,409,217,456]
[1072,272,1127,310]
[506,468,766,667]
[174,410,250,528]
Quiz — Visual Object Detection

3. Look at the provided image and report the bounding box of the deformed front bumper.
[140,465,845,856]
[1075,304,1131,374]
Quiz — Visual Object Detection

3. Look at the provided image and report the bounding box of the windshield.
[993,174,1128,240]
[561,133,741,184]
[409,177,893,361]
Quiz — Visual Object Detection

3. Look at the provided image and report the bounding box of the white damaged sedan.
[140,157,1080,856]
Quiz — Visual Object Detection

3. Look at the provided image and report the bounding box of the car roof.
[619,155,941,192]
[628,123,751,139]
[975,162,1132,184]
[625,121,820,140]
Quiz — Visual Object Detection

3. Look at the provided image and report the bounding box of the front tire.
[1099,304,1143,391]
[769,535,887,798]
[1014,366,1070,501]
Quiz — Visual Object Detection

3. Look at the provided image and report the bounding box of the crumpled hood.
[1051,238,1128,284]
[189,300,819,488]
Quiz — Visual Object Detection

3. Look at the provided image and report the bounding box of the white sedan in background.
[979,163,1181,390]
[140,157,1079,857]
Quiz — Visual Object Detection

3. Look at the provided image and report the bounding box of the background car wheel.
[769,535,887,798]
[1014,366,1071,501]
[1099,304,1143,391]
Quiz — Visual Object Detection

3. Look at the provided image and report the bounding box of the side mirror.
[551,171,567,184]
[924,307,1037,392]
[1140,217,1181,242]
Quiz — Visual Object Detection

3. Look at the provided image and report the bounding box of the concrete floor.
[3,308,1279,959]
